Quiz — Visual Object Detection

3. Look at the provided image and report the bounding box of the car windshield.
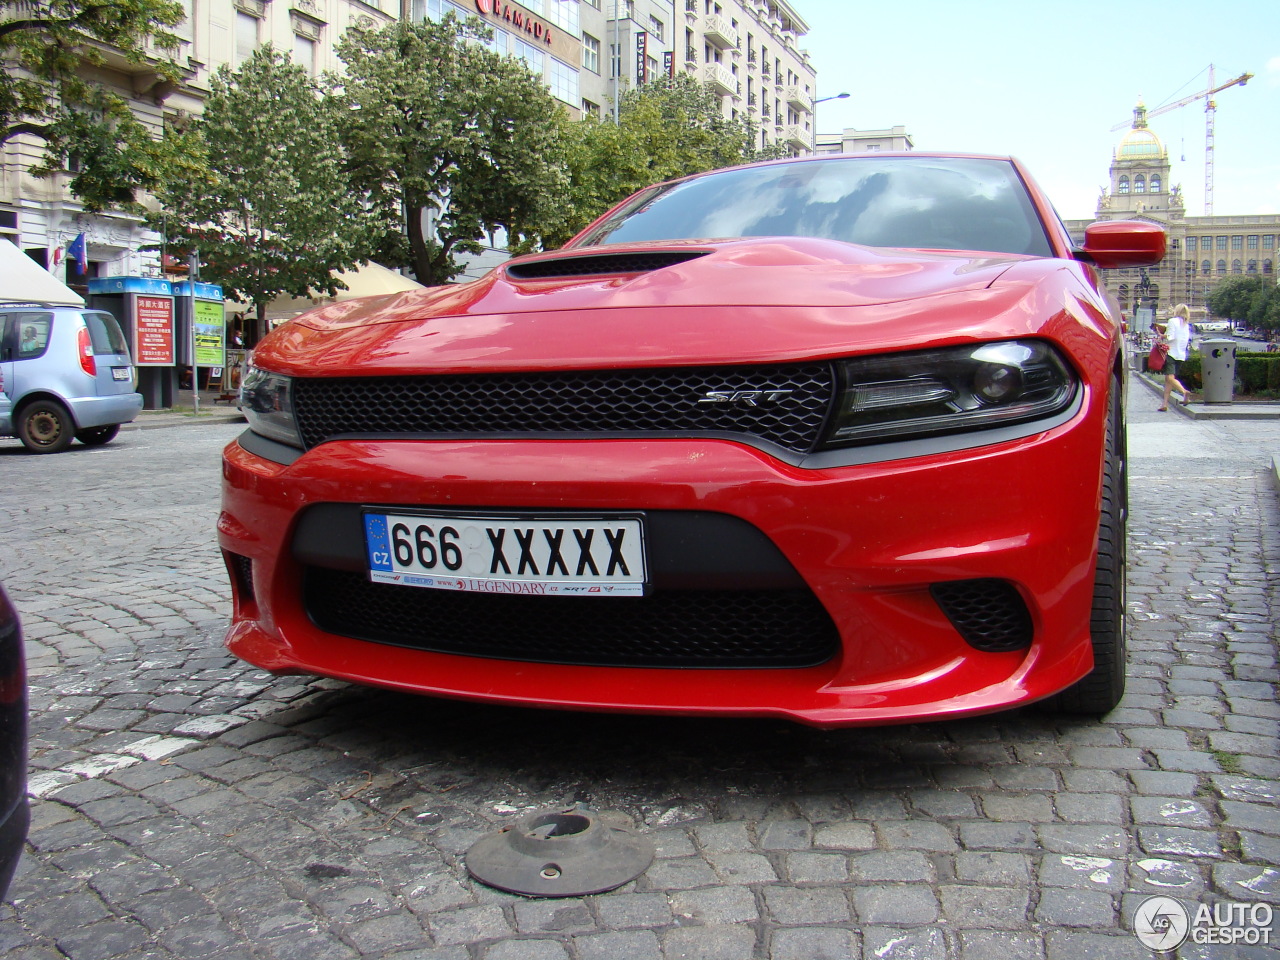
[575,156,1053,257]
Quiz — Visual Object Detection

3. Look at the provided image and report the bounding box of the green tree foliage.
[1207,275,1266,323]
[333,15,568,286]
[1,0,191,211]
[149,47,373,343]
[543,74,784,248]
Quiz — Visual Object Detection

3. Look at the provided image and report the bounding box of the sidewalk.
[131,388,245,429]
[1130,365,1280,421]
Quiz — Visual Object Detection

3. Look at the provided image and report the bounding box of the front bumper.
[219,412,1104,728]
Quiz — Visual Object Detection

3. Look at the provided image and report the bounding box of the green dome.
[1117,101,1166,159]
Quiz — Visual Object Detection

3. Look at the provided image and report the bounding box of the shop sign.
[133,295,175,366]
[473,0,554,45]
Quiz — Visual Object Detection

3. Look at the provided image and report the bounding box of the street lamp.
[814,92,850,105]
[812,93,849,153]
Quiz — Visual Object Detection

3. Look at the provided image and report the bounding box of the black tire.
[17,400,75,454]
[1053,376,1127,714]
[75,424,120,447]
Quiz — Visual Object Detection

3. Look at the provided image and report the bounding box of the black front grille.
[930,579,1033,652]
[304,567,839,668]
[292,363,835,452]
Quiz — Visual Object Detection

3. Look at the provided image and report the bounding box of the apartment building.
[3,0,820,284]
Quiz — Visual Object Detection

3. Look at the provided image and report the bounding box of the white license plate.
[112,367,131,381]
[364,512,647,596]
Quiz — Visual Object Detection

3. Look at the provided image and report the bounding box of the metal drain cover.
[466,805,654,897]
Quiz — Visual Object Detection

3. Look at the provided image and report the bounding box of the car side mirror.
[1074,220,1167,269]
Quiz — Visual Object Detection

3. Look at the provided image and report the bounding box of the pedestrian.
[19,325,39,352]
[1154,303,1193,411]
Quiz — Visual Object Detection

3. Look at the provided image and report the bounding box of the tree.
[1,0,190,211]
[149,47,373,344]
[542,74,786,248]
[1207,275,1266,323]
[333,16,569,286]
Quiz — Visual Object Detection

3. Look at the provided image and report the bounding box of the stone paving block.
[768,927,859,960]
[761,885,850,924]
[877,821,957,852]
[660,924,757,960]
[786,851,850,882]
[957,930,1045,960]
[853,885,938,925]
[669,885,757,924]
[860,926,947,960]
[1033,887,1116,927]
[481,940,570,960]
[955,851,1030,885]
[938,885,1029,928]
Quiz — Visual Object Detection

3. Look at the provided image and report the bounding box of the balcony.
[783,125,809,150]
[685,46,699,66]
[702,13,738,50]
[785,85,811,113]
[702,61,736,97]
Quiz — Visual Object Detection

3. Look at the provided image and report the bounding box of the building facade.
[1065,103,1279,319]
[3,0,819,289]
[814,124,913,155]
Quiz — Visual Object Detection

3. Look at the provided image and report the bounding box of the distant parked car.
[221,152,1166,727]
[0,303,143,453]
[1197,320,1231,334]
[0,583,27,900]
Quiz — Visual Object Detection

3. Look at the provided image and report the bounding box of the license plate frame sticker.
[363,511,648,596]
[112,367,131,381]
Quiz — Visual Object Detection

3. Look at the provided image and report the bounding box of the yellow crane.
[1111,65,1252,216]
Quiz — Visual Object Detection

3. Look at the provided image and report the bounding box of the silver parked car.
[0,302,143,453]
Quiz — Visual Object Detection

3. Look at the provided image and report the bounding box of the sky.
[796,0,1280,221]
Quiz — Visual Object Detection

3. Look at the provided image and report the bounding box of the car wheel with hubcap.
[17,400,74,454]
[75,424,120,447]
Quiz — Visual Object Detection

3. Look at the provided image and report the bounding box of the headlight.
[820,340,1077,448]
[240,366,302,448]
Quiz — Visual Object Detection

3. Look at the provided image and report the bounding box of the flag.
[67,233,86,275]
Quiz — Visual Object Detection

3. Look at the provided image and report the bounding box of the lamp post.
[812,92,849,152]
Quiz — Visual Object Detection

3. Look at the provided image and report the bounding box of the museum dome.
[1116,102,1166,159]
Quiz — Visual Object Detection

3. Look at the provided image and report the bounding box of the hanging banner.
[663,50,674,78]
[132,295,176,366]
[635,31,647,85]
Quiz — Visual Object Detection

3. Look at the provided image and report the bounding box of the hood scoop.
[505,249,709,280]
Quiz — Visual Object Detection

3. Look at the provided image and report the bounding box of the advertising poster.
[193,299,225,368]
[133,295,175,366]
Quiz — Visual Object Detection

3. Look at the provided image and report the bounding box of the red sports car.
[220,153,1165,727]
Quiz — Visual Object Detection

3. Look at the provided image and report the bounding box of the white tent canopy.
[0,241,85,306]
[228,260,425,322]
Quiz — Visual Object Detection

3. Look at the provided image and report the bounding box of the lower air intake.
[303,567,839,669]
[930,578,1033,652]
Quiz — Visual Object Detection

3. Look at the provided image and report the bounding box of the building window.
[1185,237,1196,253]
[581,98,600,117]
[1217,236,1228,251]
[546,56,578,105]
[1150,174,1161,193]
[1134,175,1145,194]
[1118,176,1129,194]
[235,11,259,63]
[1247,260,1258,274]
[1185,261,1195,276]
[1232,236,1243,250]
[1264,259,1273,275]
[1232,259,1242,274]
[293,33,316,75]
[1264,236,1275,250]
[582,33,600,73]
[648,15,664,40]
[514,37,545,73]
[1248,235,1259,250]
[1217,260,1226,275]
[609,43,621,78]
[1202,260,1211,275]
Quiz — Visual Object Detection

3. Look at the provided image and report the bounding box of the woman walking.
[1156,303,1193,411]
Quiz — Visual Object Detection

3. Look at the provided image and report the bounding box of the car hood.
[259,238,1041,376]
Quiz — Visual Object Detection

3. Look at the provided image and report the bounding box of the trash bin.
[1200,338,1236,404]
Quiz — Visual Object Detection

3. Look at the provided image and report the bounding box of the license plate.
[363,511,647,596]
[112,367,131,381]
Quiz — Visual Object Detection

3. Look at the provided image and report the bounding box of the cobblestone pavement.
[0,378,1277,960]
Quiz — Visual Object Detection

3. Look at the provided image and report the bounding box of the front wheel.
[17,400,75,454]
[75,424,120,447]
[1052,376,1127,714]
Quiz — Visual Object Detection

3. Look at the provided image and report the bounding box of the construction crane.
[1111,65,1252,216]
